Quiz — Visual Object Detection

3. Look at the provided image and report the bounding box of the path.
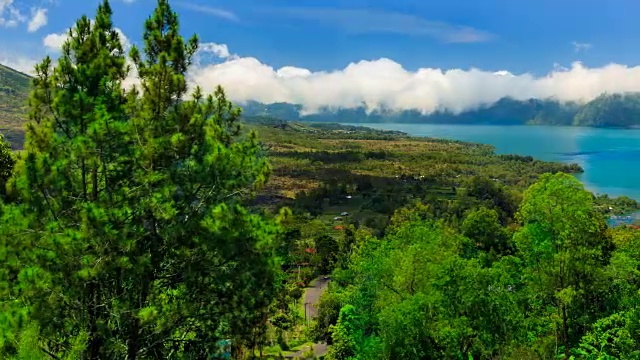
[285,276,331,359]
[304,276,330,319]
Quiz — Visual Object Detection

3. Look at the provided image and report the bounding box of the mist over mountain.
[240,93,640,128]
[3,61,640,145]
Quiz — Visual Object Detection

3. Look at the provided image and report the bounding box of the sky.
[3,0,640,113]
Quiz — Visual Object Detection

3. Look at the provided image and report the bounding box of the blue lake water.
[342,123,640,200]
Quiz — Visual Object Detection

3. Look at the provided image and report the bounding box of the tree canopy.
[0,1,280,358]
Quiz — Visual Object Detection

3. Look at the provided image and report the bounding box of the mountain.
[2,61,640,151]
[0,64,31,148]
[240,94,640,128]
[573,93,640,127]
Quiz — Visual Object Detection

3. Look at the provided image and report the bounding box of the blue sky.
[2,0,639,73]
[3,0,640,112]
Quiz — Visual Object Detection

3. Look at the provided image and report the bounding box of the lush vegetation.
[1,1,640,359]
[314,173,640,359]
[0,2,279,358]
[241,94,640,128]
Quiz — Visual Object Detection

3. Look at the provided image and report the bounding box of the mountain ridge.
[2,62,640,150]
[240,93,640,128]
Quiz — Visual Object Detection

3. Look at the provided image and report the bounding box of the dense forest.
[1,1,640,359]
[240,94,640,128]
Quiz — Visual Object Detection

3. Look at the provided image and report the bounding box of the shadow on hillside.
[1,129,25,150]
[270,150,390,164]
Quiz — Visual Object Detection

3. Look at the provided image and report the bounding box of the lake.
[341,123,640,200]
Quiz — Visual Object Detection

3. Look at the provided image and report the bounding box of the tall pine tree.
[1,2,133,358]
[0,134,14,200]
[124,0,280,357]
[0,0,280,358]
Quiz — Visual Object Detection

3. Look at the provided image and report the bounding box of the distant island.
[240,93,640,128]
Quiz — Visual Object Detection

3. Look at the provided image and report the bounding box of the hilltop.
[0,64,30,148]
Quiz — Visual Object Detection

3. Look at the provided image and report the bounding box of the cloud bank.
[187,51,640,114]
[13,26,640,115]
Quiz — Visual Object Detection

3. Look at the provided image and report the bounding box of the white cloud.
[263,7,493,43]
[199,42,231,59]
[0,0,26,28]
[186,45,640,115]
[14,26,640,117]
[114,28,131,49]
[0,51,38,75]
[43,30,67,50]
[573,41,592,52]
[43,25,131,52]
[28,7,47,32]
[176,3,238,22]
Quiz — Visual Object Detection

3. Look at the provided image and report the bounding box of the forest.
[0,1,640,359]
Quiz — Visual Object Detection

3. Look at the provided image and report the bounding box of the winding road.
[286,276,331,359]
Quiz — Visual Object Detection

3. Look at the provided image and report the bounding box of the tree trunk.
[562,304,570,358]
[88,282,102,360]
[127,317,139,360]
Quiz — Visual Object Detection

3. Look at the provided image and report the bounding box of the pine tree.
[0,1,133,357]
[0,0,280,358]
[0,134,14,199]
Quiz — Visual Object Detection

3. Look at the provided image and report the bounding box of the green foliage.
[316,235,340,274]
[271,313,294,331]
[594,194,640,216]
[312,291,343,344]
[573,311,640,359]
[326,305,359,360]
[0,0,279,358]
[322,219,526,359]
[514,173,614,357]
[463,176,519,222]
[0,134,14,198]
[313,172,640,359]
[1,3,639,360]
[462,206,512,262]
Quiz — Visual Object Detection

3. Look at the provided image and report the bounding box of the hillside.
[243,116,584,199]
[573,93,640,127]
[0,64,30,148]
